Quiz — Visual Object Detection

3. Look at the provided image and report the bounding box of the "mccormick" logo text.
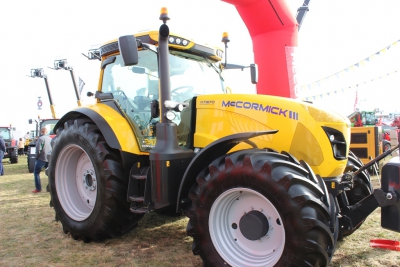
[222,100,298,120]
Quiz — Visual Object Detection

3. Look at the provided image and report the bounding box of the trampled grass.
[1,158,400,267]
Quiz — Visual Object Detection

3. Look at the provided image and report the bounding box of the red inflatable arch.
[223,0,299,98]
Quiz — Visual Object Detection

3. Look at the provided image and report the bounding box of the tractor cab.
[99,30,254,151]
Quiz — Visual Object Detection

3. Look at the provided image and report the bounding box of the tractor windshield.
[0,128,10,140]
[41,119,58,135]
[361,111,376,126]
[101,49,224,150]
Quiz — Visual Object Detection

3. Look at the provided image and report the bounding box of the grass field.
[1,157,400,267]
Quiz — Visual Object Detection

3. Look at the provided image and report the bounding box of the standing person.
[0,135,6,176]
[18,137,25,155]
[32,128,52,193]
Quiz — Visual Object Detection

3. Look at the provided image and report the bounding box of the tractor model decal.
[222,100,299,120]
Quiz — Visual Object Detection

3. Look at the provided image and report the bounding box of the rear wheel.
[186,149,336,267]
[28,156,35,173]
[48,118,144,242]
[383,142,391,153]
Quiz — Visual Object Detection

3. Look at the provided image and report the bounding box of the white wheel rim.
[55,144,97,221]
[209,188,285,267]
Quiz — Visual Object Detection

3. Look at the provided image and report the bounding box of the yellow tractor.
[47,9,400,267]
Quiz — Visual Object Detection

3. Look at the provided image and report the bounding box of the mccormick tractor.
[0,125,18,164]
[47,9,400,267]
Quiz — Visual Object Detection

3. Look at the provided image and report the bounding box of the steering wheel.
[171,86,194,100]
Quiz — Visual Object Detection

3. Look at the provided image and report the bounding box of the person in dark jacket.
[32,128,52,193]
[0,135,6,176]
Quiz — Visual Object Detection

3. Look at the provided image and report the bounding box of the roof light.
[221,32,230,44]
[159,7,170,21]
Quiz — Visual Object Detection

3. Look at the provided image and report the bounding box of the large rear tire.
[48,118,144,242]
[186,149,336,267]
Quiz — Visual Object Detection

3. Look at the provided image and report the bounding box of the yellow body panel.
[75,103,142,155]
[194,94,350,178]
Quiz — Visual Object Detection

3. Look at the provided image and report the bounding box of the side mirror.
[118,35,139,66]
[250,64,258,84]
[28,119,33,124]
[223,63,258,85]
[151,100,160,118]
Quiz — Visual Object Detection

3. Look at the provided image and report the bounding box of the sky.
[1,0,400,133]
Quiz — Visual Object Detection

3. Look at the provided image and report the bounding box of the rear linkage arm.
[337,144,399,234]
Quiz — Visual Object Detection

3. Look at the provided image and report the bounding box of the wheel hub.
[209,188,285,266]
[239,210,269,240]
[83,170,96,191]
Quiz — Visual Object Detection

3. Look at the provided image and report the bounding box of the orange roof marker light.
[159,7,170,22]
[221,32,230,44]
[221,32,230,66]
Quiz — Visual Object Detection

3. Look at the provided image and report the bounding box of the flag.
[354,88,358,111]
[79,77,85,96]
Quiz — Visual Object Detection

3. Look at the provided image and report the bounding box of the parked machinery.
[49,59,84,107]
[27,117,58,173]
[27,68,59,173]
[0,125,18,164]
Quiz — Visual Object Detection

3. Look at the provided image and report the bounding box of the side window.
[101,52,160,151]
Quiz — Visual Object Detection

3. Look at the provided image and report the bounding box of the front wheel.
[186,149,336,267]
[338,151,373,238]
[48,118,144,242]
[9,148,18,164]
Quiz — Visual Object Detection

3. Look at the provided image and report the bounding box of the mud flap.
[381,156,400,232]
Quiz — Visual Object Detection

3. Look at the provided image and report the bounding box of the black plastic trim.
[100,41,119,57]
[322,126,347,160]
[101,56,116,69]
[188,96,197,149]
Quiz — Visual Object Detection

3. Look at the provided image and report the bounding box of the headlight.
[322,126,347,160]
[165,111,176,121]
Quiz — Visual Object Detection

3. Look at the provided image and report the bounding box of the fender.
[54,107,121,150]
[176,130,278,212]
[54,103,141,153]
